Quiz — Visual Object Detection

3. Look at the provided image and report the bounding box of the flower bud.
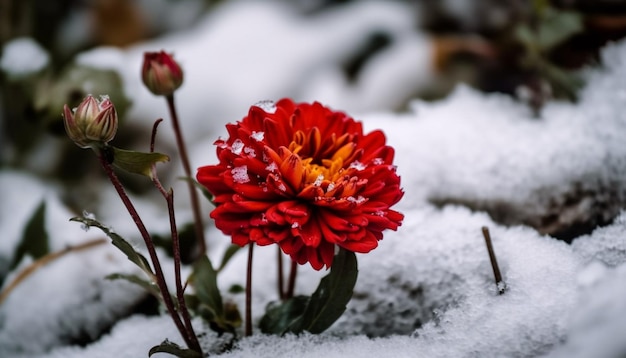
[63,95,118,148]
[141,51,183,96]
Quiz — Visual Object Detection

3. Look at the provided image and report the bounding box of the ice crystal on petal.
[314,174,324,186]
[244,147,256,157]
[347,196,366,204]
[231,166,250,183]
[253,100,277,114]
[231,139,244,155]
[251,131,265,141]
[349,161,366,170]
[266,162,278,172]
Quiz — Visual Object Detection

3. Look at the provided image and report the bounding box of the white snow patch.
[0,37,50,78]
[230,139,245,155]
[231,166,250,184]
[251,131,265,141]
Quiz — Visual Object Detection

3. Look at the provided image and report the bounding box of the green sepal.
[110,146,169,178]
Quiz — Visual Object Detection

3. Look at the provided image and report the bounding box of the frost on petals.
[197,98,404,270]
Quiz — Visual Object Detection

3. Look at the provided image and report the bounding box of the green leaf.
[152,223,198,264]
[70,216,154,278]
[260,248,358,335]
[228,284,244,294]
[217,244,241,272]
[149,339,202,358]
[188,255,241,335]
[190,255,223,318]
[106,273,160,299]
[259,295,309,334]
[180,176,214,204]
[543,62,583,101]
[514,7,582,54]
[536,9,582,51]
[111,146,169,178]
[293,248,358,333]
[10,200,49,270]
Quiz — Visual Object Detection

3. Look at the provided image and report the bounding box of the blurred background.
[2,0,626,241]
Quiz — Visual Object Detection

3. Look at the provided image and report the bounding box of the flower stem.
[150,119,202,353]
[97,151,196,351]
[165,95,206,257]
[481,226,506,295]
[160,186,202,353]
[285,259,298,299]
[245,243,254,337]
[277,246,285,300]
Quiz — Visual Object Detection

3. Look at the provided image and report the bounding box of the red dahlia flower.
[197,99,404,270]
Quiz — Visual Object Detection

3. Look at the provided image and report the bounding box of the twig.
[481,226,506,295]
[0,238,107,305]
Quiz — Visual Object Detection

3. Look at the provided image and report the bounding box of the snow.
[2,0,626,357]
[0,38,50,79]
[231,166,251,184]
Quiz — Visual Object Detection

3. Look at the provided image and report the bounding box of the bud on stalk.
[142,51,184,96]
[63,95,118,149]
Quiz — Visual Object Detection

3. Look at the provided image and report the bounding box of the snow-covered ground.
[2,1,626,357]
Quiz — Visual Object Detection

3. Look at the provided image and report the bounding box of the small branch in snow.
[0,238,107,305]
[481,226,506,295]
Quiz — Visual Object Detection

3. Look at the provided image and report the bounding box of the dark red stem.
[165,94,206,256]
[97,151,193,349]
[285,259,298,299]
[245,243,254,337]
[150,119,202,353]
[277,246,285,300]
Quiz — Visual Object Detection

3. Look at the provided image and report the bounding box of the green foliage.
[149,340,202,358]
[10,200,49,270]
[183,176,214,203]
[514,0,584,103]
[217,244,241,272]
[70,216,154,279]
[515,7,582,52]
[151,223,199,264]
[188,255,241,335]
[260,295,310,334]
[260,249,358,335]
[110,146,170,178]
[106,273,161,300]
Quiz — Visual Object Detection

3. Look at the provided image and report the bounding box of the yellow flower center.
[287,128,357,186]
